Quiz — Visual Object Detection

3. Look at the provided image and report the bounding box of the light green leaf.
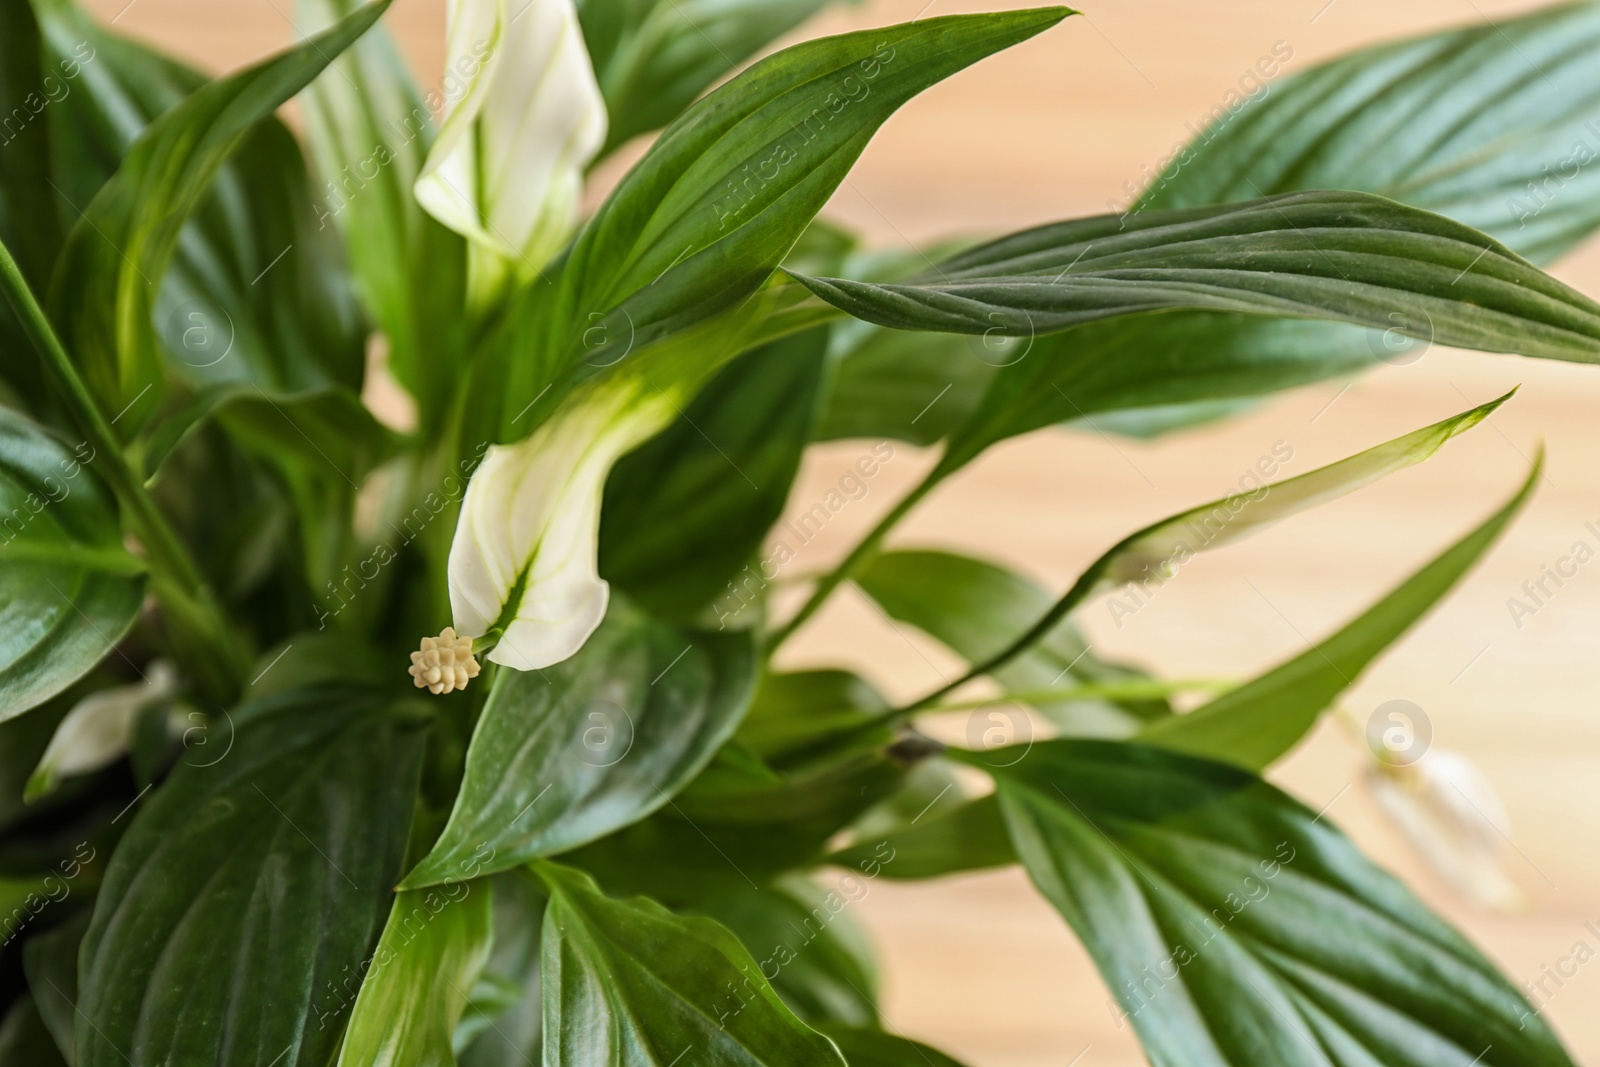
[815,325,997,446]
[75,685,425,1067]
[0,408,145,723]
[401,599,757,889]
[535,861,846,1067]
[337,883,494,1067]
[296,0,468,433]
[855,549,1168,736]
[599,327,828,620]
[1141,455,1539,770]
[481,7,1073,441]
[971,739,1572,1067]
[580,0,852,155]
[45,0,389,430]
[694,876,879,1027]
[457,872,546,1067]
[734,668,889,762]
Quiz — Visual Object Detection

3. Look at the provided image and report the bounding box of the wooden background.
[81,0,1600,1062]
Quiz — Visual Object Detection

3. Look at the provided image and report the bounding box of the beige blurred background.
[83,0,1600,1062]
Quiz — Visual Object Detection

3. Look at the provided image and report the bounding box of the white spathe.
[415,0,607,272]
[449,380,675,671]
[27,661,179,801]
[1366,750,1525,912]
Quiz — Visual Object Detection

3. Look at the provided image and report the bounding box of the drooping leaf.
[481,7,1074,441]
[579,0,851,155]
[401,599,757,889]
[75,685,425,1067]
[970,739,1572,1067]
[1139,2,1600,265]
[694,876,879,1027]
[0,408,144,723]
[297,0,468,432]
[45,0,388,430]
[599,327,828,619]
[1141,455,1540,770]
[535,861,846,1067]
[855,549,1168,735]
[336,882,494,1067]
[831,793,1015,882]
[819,1025,971,1067]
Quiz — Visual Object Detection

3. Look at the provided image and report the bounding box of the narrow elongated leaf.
[972,739,1572,1067]
[819,1025,969,1067]
[297,0,468,432]
[791,191,1600,364]
[599,327,828,619]
[75,686,425,1067]
[580,0,848,154]
[401,600,757,889]
[337,883,494,1067]
[856,549,1167,735]
[35,0,367,399]
[484,7,1073,440]
[1142,456,1539,769]
[535,861,846,1067]
[0,408,144,722]
[831,793,1015,881]
[695,877,879,1027]
[1140,2,1600,266]
[46,0,388,428]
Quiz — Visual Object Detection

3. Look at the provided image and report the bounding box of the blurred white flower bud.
[27,661,180,801]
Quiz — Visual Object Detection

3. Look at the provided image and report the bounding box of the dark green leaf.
[45,0,388,429]
[484,7,1073,440]
[600,327,828,619]
[1139,3,1600,265]
[579,0,851,155]
[75,685,425,1067]
[1141,455,1539,770]
[815,325,996,446]
[818,1025,970,1067]
[694,876,879,1027]
[22,908,87,1064]
[856,549,1168,734]
[972,739,1572,1067]
[335,882,493,1067]
[401,600,758,889]
[831,794,1015,882]
[458,871,546,1067]
[0,998,67,1067]
[535,861,846,1066]
[0,408,144,722]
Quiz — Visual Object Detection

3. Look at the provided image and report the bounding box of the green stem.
[0,238,251,698]
[925,677,1234,713]
[768,461,945,650]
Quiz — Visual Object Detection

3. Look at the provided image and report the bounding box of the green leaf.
[401,600,758,889]
[297,0,468,434]
[1139,4,1600,266]
[599,327,828,620]
[1141,455,1539,770]
[790,191,1600,363]
[831,794,1015,882]
[735,669,889,761]
[694,876,879,1027]
[336,882,494,1067]
[535,861,846,1066]
[484,7,1074,440]
[815,325,996,446]
[0,0,63,296]
[970,739,1572,1067]
[22,908,87,1064]
[818,1025,969,1067]
[581,0,851,155]
[458,871,546,1067]
[45,0,388,430]
[855,549,1168,735]
[75,685,425,1067]
[0,408,144,722]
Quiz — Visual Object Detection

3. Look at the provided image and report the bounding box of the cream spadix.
[447,378,676,671]
[414,0,606,279]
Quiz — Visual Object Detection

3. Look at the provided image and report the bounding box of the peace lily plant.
[3,0,1600,1062]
